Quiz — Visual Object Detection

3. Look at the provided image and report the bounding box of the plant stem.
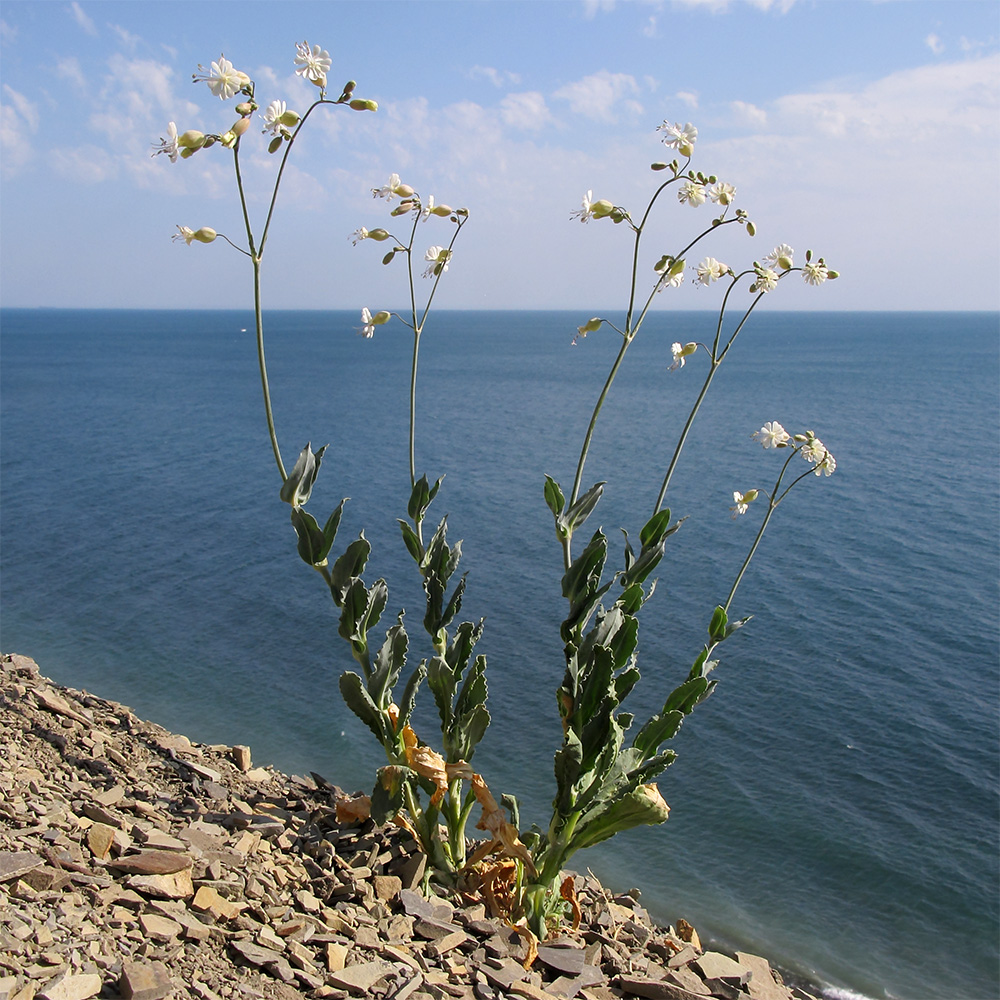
[253,257,286,480]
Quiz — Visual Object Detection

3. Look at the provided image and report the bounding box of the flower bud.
[668,258,686,276]
[431,204,454,217]
[741,489,759,504]
[746,221,756,237]
[577,317,603,336]
[202,136,217,148]
[591,199,614,219]
[777,255,793,271]
[177,130,207,149]
[220,130,237,148]
[268,136,282,154]
[279,110,301,127]
[368,228,391,241]
[179,147,197,159]
[827,270,840,279]
[372,310,391,326]
[232,117,251,137]
[344,81,357,95]
[395,184,415,198]
[349,98,378,112]
[678,141,694,157]
[651,162,668,171]
[193,227,217,244]
[235,102,254,116]
[678,342,697,357]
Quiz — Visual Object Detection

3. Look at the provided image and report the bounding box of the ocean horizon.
[2,307,997,1000]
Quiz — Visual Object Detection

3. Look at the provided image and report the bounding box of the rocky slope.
[0,652,820,1000]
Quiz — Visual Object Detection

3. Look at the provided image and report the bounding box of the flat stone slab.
[0,850,44,882]
[107,850,193,874]
[737,952,793,1000]
[693,951,749,982]
[230,939,284,967]
[37,973,103,1000]
[614,977,708,1000]
[537,944,587,976]
[119,960,174,1000]
[326,959,397,993]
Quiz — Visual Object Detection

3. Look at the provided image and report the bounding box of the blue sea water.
[1,308,997,1000]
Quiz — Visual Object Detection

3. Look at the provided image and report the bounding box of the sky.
[0,0,998,312]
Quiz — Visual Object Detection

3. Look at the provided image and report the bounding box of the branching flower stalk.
[158,76,841,945]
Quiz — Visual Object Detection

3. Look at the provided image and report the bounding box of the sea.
[1,308,997,1000]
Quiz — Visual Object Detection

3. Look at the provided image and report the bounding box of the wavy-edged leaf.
[340,671,386,745]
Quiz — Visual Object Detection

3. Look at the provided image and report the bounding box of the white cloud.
[676,91,699,109]
[642,15,659,38]
[1,19,18,44]
[468,66,521,88]
[0,86,38,175]
[672,0,796,11]
[68,1,97,36]
[730,99,767,128]
[110,24,142,51]
[583,0,616,17]
[57,57,87,90]
[500,92,554,131]
[925,33,944,55]
[553,70,642,122]
[50,145,119,184]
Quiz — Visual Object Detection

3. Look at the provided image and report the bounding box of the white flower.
[754,267,779,292]
[730,489,759,518]
[151,122,178,163]
[763,244,794,270]
[360,308,376,339]
[571,190,614,223]
[294,41,332,89]
[423,246,452,277]
[678,182,706,207]
[351,228,369,245]
[172,225,196,245]
[694,257,729,286]
[658,121,697,155]
[193,55,250,100]
[708,181,736,206]
[421,195,436,221]
[669,342,698,371]
[660,270,684,290]
[754,421,790,449]
[803,260,829,286]
[801,434,835,475]
[261,100,287,136]
[371,173,413,201]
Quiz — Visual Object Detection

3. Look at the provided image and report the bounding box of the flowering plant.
[156,52,838,944]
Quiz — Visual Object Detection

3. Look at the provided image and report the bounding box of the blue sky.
[1,0,997,311]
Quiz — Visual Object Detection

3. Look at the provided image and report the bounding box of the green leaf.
[290,507,326,566]
[371,765,411,825]
[397,661,427,734]
[280,443,327,506]
[339,671,386,745]
[369,620,408,710]
[664,676,709,714]
[708,606,727,642]
[398,519,422,563]
[329,533,371,605]
[554,730,583,813]
[639,509,672,548]
[564,481,606,534]
[408,474,443,522]
[632,710,684,757]
[544,476,565,517]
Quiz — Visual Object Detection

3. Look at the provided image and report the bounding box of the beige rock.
[126,868,194,899]
[191,885,244,920]
[139,912,183,941]
[86,824,115,860]
[231,745,252,772]
[0,851,44,882]
[36,973,102,1000]
[118,960,174,1000]
[325,942,349,972]
[108,851,192,875]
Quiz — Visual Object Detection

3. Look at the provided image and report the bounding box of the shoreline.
[1,651,831,1000]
